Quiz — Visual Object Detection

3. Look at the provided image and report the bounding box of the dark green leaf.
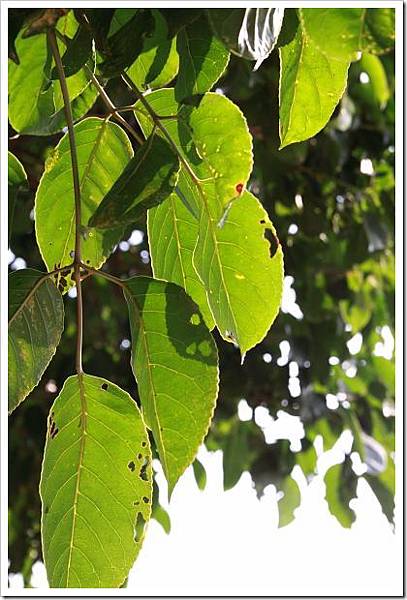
[75,8,114,53]
[35,117,133,277]
[324,456,357,527]
[100,10,154,78]
[158,9,202,38]
[89,135,180,229]
[223,419,251,490]
[8,151,28,245]
[40,374,152,587]
[51,25,93,79]
[151,479,171,533]
[8,269,64,414]
[124,277,219,494]
[175,15,229,102]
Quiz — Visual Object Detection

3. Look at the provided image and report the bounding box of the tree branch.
[48,28,84,375]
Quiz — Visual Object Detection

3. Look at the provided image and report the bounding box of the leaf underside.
[40,374,152,588]
[35,117,133,282]
[124,276,219,494]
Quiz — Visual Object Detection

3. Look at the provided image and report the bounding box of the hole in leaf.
[133,500,140,506]
[142,496,150,504]
[69,250,75,258]
[141,441,147,447]
[51,428,59,439]
[137,453,142,460]
[101,383,108,391]
[134,512,146,542]
[264,229,279,259]
[128,461,136,472]
[260,219,266,224]
[139,457,150,481]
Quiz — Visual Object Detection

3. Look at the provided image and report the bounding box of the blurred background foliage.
[8,8,395,585]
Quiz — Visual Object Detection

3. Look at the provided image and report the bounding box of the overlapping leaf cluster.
[8,6,395,589]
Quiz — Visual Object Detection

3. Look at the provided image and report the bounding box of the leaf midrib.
[126,290,170,480]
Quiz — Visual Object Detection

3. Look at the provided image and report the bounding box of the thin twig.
[81,264,126,289]
[121,72,204,188]
[48,28,84,375]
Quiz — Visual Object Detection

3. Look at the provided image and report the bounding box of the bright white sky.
[10,441,402,596]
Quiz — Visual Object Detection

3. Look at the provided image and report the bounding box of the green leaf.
[40,374,152,587]
[361,8,395,55]
[9,29,98,136]
[51,24,93,79]
[124,276,219,494]
[366,457,395,524]
[8,269,64,414]
[194,191,283,357]
[279,8,363,148]
[89,135,180,230]
[359,54,390,109]
[135,88,253,221]
[147,193,215,330]
[158,9,203,39]
[192,459,207,490]
[278,475,301,527]
[175,14,229,102]
[126,10,179,91]
[8,152,28,245]
[99,10,154,78]
[223,419,252,490]
[136,90,283,355]
[151,479,171,533]
[324,456,357,527]
[35,117,133,277]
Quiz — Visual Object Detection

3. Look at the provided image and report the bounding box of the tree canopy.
[8,7,395,587]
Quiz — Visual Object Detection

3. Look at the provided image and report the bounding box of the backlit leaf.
[124,276,219,494]
[135,88,253,222]
[175,14,229,101]
[278,475,301,527]
[279,8,363,147]
[192,459,207,491]
[136,90,283,355]
[35,118,133,277]
[89,135,180,229]
[194,191,284,356]
[9,26,98,135]
[125,9,179,91]
[147,193,215,329]
[8,269,64,414]
[40,374,152,587]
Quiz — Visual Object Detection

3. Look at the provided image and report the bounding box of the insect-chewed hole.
[133,500,140,506]
[137,453,142,460]
[260,219,266,224]
[142,496,150,504]
[139,457,150,481]
[101,383,108,391]
[134,512,146,542]
[128,461,136,472]
[264,229,279,259]
[141,441,147,447]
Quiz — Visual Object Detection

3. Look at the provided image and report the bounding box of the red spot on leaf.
[235,183,244,195]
